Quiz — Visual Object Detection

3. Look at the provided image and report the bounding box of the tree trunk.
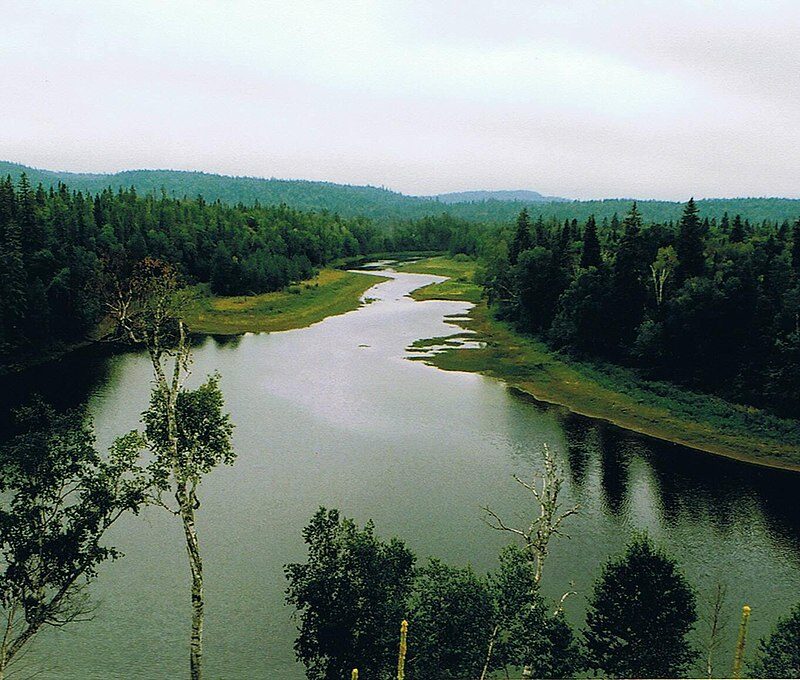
[177,484,204,680]
[479,624,499,680]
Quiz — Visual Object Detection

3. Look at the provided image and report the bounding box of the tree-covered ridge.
[2,160,799,225]
[482,202,800,419]
[0,173,388,367]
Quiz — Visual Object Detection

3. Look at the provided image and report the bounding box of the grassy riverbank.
[184,268,388,335]
[400,256,800,470]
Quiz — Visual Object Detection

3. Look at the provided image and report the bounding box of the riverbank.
[184,268,389,335]
[399,256,800,471]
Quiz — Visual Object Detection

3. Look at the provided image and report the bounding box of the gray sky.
[2,1,798,199]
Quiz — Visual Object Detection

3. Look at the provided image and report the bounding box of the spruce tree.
[0,218,28,349]
[610,202,647,355]
[580,215,602,268]
[792,218,800,279]
[730,214,745,242]
[676,197,706,280]
[509,208,533,265]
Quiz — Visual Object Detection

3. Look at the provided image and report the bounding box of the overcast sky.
[2,1,798,199]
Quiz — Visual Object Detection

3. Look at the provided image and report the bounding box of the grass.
[401,256,800,470]
[184,268,388,335]
[397,255,484,304]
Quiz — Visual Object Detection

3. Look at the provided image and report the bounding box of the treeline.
[0,174,481,366]
[3,161,800,225]
[286,507,799,679]
[482,201,800,417]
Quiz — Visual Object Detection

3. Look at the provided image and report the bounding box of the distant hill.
[1,160,798,226]
[433,189,567,203]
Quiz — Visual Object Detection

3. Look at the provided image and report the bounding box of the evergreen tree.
[580,214,602,268]
[0,219,28,349]
[509,208,533,265]
[676,197,706,280]
[792,218,800,279]
[730,214,745,242]
[610,202,648,356]
[16,172,42,253]
[584,535,698,678]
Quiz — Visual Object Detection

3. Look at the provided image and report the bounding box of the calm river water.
[3,268,800,679]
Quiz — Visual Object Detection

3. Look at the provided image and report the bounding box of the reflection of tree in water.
[207,334,243,350]
[0,344,120,437]
[645,443,740,533]
[559,413,592,492]
[597,427,632,517]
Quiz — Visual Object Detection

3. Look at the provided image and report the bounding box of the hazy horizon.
[3,1,799,200]
[5,157,800,202]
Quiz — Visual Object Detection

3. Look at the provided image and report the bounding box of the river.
[3,268,800,679]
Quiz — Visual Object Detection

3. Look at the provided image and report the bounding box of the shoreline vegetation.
[397,256,800,473]
[183,268,389,335]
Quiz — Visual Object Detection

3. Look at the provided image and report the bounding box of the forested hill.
[2,160,799,225]
[434,189,566,203]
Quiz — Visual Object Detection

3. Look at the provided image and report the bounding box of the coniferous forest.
[0,173,386,365]
[482,202,800,418]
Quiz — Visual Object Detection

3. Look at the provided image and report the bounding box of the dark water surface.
[3,269,800,679]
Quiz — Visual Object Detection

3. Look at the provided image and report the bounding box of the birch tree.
[0,400,148,680]
[103,258,235,680]
[650,245,678,308]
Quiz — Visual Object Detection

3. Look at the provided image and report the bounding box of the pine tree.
[580,215,602,268]
[17,173,42,253]
[676,198,706,280]
[730,214,745,242]
[509,209,533,265]
[792,219,800,280]
[0,219,28,350]
[610,203,647,356]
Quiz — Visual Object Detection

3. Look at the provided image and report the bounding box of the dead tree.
[483,444,578,586]
[702,581,728,679]
[480,444,578,679]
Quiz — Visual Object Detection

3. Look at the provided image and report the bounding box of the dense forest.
[0,172,489,369]
[2,160,800,226]
[482,202,800,418]
[4,166,800,422]
[0,173,388,366]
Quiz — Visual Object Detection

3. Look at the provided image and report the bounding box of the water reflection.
[0,268,799,679]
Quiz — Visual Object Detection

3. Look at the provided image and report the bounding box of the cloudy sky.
[2,1,798,199]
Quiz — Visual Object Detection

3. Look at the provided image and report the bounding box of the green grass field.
[397,255,484,303]
[184,269,388,335]
[400,256,800,470]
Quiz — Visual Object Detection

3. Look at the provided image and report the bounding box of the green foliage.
[676,197,706,281]
[490,545,584,679]
[406,559,495,680]
[580,214,602,268]
[143,374,235,490]
[484,201,800,418]
[750,603,800,678]
[0,173,388,369]
[284,508,415,680]
[584,534,698,678]
[0,399,148,669]
[3,160,800,225]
